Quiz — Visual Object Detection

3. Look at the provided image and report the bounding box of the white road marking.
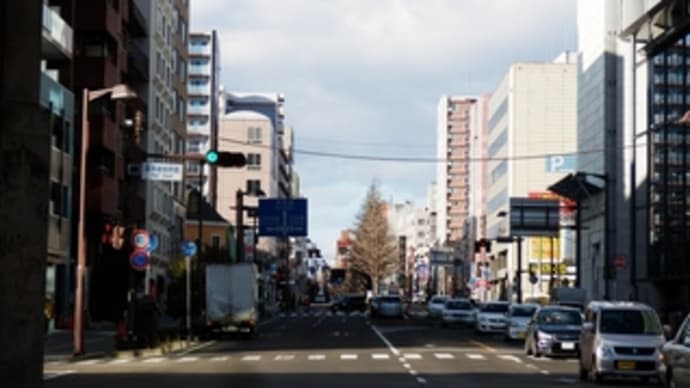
[526,364,538,369]
[434,353,454,360]
[43,370,75,381]
[241,355,261,361]
[210,356,229,362]
[403,363,412,369]
[498,355,522,363]
[340,354,358,360]
[417,377,427,384]
[466,354,486,360]
[404,353,422,360]
[75,359,99,366]
[44,361,64,367]
[107,358,131,365]
[179,340,216,355]
[308,354,326,360]
[143,357,166,364]
[409,370,418,376]
[372,353,390,360]
[557,377,578,384]
[540,370,551,375]
[275,354,295,361]
[370,324,401,356]
[176,356,198,363]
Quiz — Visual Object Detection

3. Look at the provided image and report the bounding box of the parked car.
[427,295,450,319]
[371,295,404,318]
[441,299,476,327]
[524,305,582,358]
[662,312,690,388]
[475,301,510,334]
[579,301,666,384]
[504,303,539,341]
[331,293,368,313]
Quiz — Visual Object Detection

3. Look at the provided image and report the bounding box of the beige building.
[216,93,294,261]
[486,52,578,301]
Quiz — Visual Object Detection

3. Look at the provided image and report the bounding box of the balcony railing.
[189,64,211,75]
[42,4,73,59]
[188,84,210,95]
[189,45,212,56]
[188,105,210,115]
[40,72,74,118]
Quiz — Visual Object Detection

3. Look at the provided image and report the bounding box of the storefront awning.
[547,172,605,203]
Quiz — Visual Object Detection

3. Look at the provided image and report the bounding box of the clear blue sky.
[191,0,578,259]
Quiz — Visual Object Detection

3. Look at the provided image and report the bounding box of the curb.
[44,339,202,363]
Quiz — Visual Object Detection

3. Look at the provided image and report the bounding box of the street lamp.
[235,188,266,263]
[74,85,137,356]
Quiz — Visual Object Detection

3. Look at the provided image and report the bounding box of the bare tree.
[349,183,397,294]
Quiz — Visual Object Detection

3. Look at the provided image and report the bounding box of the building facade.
[136,0,189,291]
[485,54,578,302]
[186,30,220,204]
[73,0,150,322]
[436,96,476,246]
[41,0,75,330]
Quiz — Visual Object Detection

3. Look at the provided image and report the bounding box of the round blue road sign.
[130,249,150,271]
[181,241,198,257]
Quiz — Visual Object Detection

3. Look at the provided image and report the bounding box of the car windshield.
[511,306,537,317]
[537,309,582,325]
[480,303,509,313]
[380,297,401,303]
[446,301,472,310]
[600,309,663,335]
[431,297,448,304]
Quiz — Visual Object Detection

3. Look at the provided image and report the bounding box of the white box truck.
[205,262,258,338]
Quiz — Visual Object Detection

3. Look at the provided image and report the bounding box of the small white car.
[475,301,510,334]
[427,295,450,319]
[441,299,476,327]
[505,303,539,341]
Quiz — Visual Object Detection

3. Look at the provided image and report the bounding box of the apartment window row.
[487,188,508,215]
[247,153,262,169]
[488,98,508,133]
[51,116,71,155]
[189,118,209,126]
[247,127,262,144]
[246,179,262,194]
[490,160,508,184]
[50,181,69,217]
[488,130,508,158]
[190,97,209,106]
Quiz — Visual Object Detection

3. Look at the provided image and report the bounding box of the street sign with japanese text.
[141,162,183,181]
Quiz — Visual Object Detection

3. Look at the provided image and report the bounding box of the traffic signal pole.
[236,190,244,262]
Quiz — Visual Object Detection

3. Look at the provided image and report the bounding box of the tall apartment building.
[186,31,220,204]
[72,0,150,322]
[466,95,491,300]
[485,53,578,302]
[216,92,293,262]
[136,0,189,289]
[436,97,476,247]
[40,0,75,330]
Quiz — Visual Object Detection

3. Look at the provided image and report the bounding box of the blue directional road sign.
[258,198,308,237]
[181,240,198,257]
[147,234,159,253]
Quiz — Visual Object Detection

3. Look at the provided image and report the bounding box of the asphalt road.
[43,308,657,388]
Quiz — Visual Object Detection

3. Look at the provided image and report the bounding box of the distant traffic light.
[205,150,246,167]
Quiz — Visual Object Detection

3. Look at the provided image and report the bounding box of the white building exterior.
[486,54,578,301]
[137,0,188,281]
[187,31,221,203]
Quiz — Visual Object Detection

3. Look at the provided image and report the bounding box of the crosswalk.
[279,310,369,318]
[44,351,579,368]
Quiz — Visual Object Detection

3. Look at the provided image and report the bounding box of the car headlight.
[537,331,553,340]
[598,344,614,358]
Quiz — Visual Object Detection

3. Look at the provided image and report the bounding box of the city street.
[42,307,652,388]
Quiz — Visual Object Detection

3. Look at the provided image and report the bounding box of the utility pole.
[236,189,244,262]
[0,1,51,386]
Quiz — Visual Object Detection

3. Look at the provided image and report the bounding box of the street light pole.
[74,85,137,356]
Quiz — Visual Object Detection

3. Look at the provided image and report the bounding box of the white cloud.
[191,0,577,254]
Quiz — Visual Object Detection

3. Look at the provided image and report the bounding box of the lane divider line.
[370,324,400,356]
[469,339,496,353]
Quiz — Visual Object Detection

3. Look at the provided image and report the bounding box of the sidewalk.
[44,328,200,362]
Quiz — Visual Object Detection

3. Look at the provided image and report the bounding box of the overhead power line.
[217,135,644,164]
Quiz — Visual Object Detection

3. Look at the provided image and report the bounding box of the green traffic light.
[206,150,219,164]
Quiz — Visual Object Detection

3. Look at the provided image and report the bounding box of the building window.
[211,234,220,249]
[247,127,262,144]
[247,153,261,169]
[50,181,68,217]
[246,179,261,194]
